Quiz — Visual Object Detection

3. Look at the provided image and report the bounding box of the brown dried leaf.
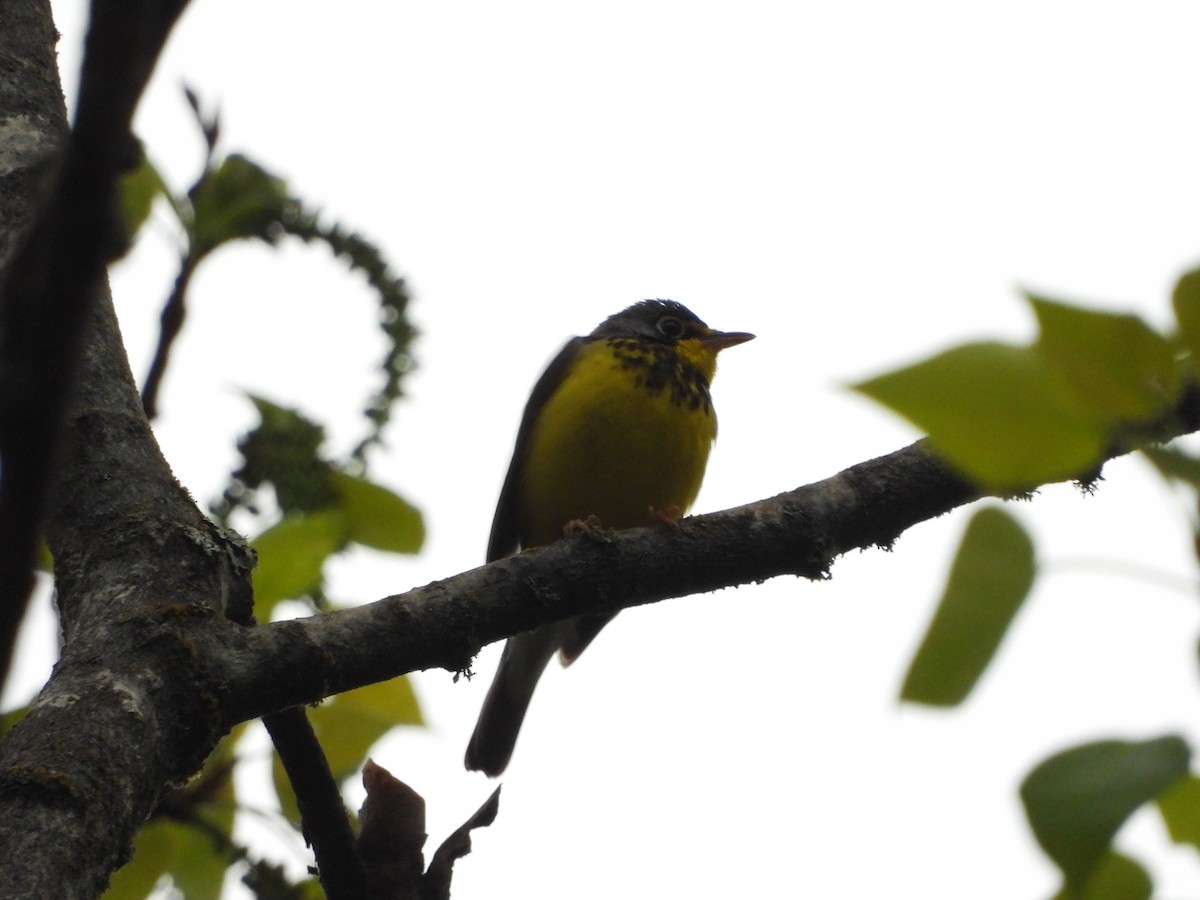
[357,759,427,900]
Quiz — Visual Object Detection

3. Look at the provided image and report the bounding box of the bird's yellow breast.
[517,337,719,548]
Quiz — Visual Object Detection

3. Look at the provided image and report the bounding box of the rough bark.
[0,0,71,686]
[0,1,231,896]
[0,1,1198,898]
[0,0,64,267]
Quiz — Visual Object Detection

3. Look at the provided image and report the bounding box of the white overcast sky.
[21,2,1200,898]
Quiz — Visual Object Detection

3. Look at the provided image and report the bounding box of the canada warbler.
[465,299,753,776]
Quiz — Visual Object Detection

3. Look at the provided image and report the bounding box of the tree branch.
[0,3,255,896]
[140,255,198,420]
[215,402,1200,726]
[211,439,971,723]
[0,0,189,694]
[262,707,368,900]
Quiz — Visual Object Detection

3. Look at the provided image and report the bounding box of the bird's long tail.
[465,624,568,776]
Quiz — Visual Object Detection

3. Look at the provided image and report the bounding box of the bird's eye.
[656,315,685,339]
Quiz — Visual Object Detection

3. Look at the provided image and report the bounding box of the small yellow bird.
[465,299,753,776]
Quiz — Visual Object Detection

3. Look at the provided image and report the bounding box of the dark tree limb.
[215,437,980,724]
[0,2,247,896]
[263,707,368,900]
[0,0,189,695]
[206,395,1197,724]
[0,0,72,705]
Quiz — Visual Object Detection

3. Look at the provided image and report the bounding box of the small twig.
[141,257,198,420]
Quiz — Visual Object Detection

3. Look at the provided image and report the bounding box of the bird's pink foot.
[563,514,604,535]
[648,505,684,531]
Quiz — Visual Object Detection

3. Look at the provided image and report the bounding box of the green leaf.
[332,471,424,554]
[1141,444,1200,489]
[0,704,28,736]
[1050,852,1152,900]
[105,795,237,900]
[233,394,338,516]
[118,152,168,248]
[1021,736,1190,889]
[853,341,1106,489]
[190,153,289,257]
[316,678,424,778]
[247,394,319,437]
[252,510,348,614]
[272,678,423,822]
[1156,772,1200,850]
[900,506,1035,706]
[104,728,243,898]
[296,880,327,900]
[1028,293,1177,421]
[35,541,53,573]
[1171,266,1200,364]
[167,816,234,900]
[165,733,239,897]
[101,819,173,899]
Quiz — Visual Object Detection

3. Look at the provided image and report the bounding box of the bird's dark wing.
[486,335,591,562]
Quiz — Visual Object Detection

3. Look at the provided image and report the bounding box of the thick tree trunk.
[0,0,65,267]
[0,2,237,896]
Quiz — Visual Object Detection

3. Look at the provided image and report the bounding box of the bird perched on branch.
[465,299,754,776]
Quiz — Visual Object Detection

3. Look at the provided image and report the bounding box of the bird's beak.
[700,328,755,351]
